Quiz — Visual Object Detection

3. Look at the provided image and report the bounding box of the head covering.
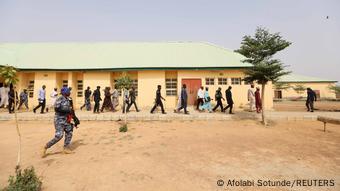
[61,87,70,96]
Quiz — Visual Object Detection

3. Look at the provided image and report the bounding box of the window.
[62,80,68,87]
[28,80,34,98]
[132,79,138,96]
[205,78,215,85]
[231,78,241,85]
[218,78,228,85]
[77,80,83,97]
[166,78,177,96]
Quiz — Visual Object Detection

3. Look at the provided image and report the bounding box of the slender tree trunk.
[13,95,21,170]
[261,84,267,126]
[123,88,127,125]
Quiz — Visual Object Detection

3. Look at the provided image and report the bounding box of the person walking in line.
[122,88,130,113]
[306,87,317,112]
[199,87,213,112]
[112,85,119,111]
[18,89,29,111]
[101,87,114,112]
[0,84,9,108]
[176,84,189,114]
[255,87,262,113]
[92,86,102,113]
[47,88,58,113]
[248,84,256,111]
[196,86,204,110]
[212,87,224,112]
[126,87,140,112]
[8,85,16,113]
[223,86,234,114]
[80,86,92,111]
[33,85,46,114]
[150,85,166,114]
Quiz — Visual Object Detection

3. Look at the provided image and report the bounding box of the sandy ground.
[0,120,340,191]
[274,101,340,112]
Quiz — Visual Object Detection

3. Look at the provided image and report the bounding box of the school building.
[275,74,337,100]
[0,42,336,110]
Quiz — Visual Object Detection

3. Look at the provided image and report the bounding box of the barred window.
[132,79,138,96]
[205,78,215,85]
[218,78,228,85]
[28,80,35,98]
[62,80,68,87]
[166,78,177,96]
[77,80,83,97]
[231,77,241,85]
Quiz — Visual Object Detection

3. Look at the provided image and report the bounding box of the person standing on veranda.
[247,84,256,112]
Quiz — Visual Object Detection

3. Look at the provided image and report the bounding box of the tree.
[236,27,291,125]
[328,85,340,94]
[274,82,291,91]
[114,72,133,126]
[0,65,21,170]
[293,84,306,95]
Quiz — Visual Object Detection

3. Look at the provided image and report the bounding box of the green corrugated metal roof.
[0,42,251,70]
[278,73,337,83]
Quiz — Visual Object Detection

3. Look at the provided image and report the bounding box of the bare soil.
[274,101,340,112]
[0,120,339,191]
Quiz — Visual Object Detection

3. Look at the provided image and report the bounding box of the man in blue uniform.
[42,87,74,158]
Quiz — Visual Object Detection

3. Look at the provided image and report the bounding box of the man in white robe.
[247,84,256,111]
[0,84,9,108]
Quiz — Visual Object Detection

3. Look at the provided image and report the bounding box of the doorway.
[181,78,202,105]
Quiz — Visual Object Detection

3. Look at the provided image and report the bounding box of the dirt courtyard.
[0,120,339,191]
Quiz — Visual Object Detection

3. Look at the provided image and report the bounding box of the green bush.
[119,124,128,133]
[2,167,42,191]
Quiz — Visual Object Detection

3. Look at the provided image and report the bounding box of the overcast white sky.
[0,0,339,82]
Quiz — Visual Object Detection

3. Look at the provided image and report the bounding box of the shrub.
[119,124,128,133]
[2,167,42,191]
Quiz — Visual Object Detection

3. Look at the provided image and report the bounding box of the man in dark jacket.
[126,87,139,112]
[213,87,225,112]
[80,86,92,111]
[177,84,189,114]
[92,86,102,113]
[150,85,166,114]
[306,87,317,112]
[223,86,234,114]
[8,85,17,113]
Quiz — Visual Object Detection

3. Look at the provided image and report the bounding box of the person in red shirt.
[255,87,262,113]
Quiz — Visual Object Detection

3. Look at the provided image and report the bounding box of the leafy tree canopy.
[235,27,292,84]
[0,65,19,85]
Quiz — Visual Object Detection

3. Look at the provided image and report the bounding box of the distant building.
[0,42,336,110]
[274,74,337,100]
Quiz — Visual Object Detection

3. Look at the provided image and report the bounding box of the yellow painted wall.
[16,70,274,110]
[276,82,336,99]
[177,70,273,110]
[138,70,166,108]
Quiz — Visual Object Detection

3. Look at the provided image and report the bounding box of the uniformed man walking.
[42,87,75,157]
[150,85,166,114]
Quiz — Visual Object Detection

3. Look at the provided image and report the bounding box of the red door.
[181,79,202,105]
